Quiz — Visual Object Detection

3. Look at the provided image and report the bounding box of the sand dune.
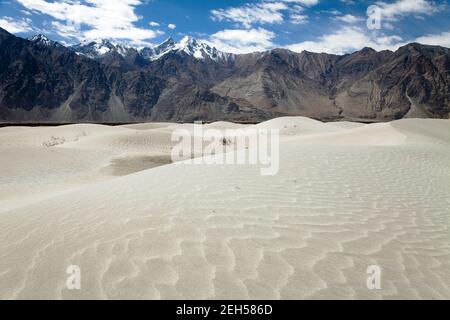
[0,117,449,299]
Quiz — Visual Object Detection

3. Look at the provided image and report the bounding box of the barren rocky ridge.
[0,27,449,123]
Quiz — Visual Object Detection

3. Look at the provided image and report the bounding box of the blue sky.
[0,0,449,54]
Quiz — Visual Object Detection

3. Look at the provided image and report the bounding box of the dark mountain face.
[0,29,112,122]
[334,44,450,120]
[0,28,449,123]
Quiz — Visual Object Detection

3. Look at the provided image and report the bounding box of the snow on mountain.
[29,33,231,62]
[140,37,175,60]
[71,39,137,59]
[140,36,232,61]
[29,34,62,48]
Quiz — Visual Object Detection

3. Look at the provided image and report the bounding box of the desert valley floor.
[0,117,449,299]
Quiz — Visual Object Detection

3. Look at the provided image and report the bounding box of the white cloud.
[15,0,161,44]
[290,13,308,24]
[0,16,33,33]
[204,28,276,54]
[50,21,79,39]
[415,31,450,48]
[375,0,440,21]
[211,2,287,28]
[20,10,33,16]
[286,26,403,54]
[281,0,319,6]
[210,0,319,28]
[336,14,364,24]
[324,9,342,15]
[168,23,176,30]
[149,21,160,27]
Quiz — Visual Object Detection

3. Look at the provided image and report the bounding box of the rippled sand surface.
[0,117,449,299]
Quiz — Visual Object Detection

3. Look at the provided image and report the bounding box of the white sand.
[0,117,449,300]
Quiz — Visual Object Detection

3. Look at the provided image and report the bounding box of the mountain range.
[0,27,449,123]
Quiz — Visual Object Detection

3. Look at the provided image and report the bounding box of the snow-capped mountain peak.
[159,37,176,49]
[140,37,175,60]
[29,34,61,47]
[175,36,204,58]
[71,39,136,59]
[27,33,231,62]
[72,39,116,58]
[140,36,231,62]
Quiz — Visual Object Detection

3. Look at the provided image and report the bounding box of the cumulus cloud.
[211,0,319,28]
[335,14,364,24]
[281,0,319,6]
[290,13,308,24]
[283,0,443,54]
[204,28,276,54]
[415,31,450,48]
[286,26,404,54]
[168,23,176,30]
[15,0,162,45]
[375,0,440,21]
[211,2,287,28]
[0,16,33,33]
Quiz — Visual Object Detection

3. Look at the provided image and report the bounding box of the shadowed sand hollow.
[105,155,173,176]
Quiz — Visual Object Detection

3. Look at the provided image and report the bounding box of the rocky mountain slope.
[0,27,449,123]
